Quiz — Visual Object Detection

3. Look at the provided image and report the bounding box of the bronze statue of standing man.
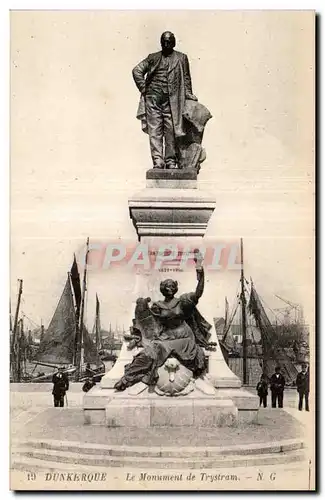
[133,32,212,172]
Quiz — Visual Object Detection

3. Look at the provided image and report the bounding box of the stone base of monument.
[84,345,258,428]
[128,187,216,238]
[104,396,237,428]
[83,378,259,428]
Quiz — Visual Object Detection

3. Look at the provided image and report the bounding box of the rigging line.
[228,297,239,321]
[20,311,41,329]
[222,299,240,342]
[250,294,296,377]
[259,296,288,328]
[259,295,279,319]
[249,294,276,351]
[223,285,240,325]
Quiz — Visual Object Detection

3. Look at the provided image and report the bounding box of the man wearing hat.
[52,367,69,407]
[270,366,286,408]
[296,363,310,411]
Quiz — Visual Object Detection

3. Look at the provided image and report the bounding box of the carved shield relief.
[155,358,194,396]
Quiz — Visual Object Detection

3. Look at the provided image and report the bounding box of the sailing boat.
[220,239,300,385]
[30,241,105,382]
[247,280,299,384]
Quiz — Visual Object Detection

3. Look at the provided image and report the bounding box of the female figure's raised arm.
[193,250,204,301]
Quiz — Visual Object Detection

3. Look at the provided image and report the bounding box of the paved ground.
[12,406,304,447]
[10,384,315,491]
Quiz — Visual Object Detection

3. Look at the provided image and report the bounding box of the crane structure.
[273,306,292,326]
[274,295,304,324]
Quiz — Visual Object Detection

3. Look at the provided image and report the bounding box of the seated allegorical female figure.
[114,256,216,392]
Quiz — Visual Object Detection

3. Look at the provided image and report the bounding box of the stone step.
[13,437,304,459]
[11,455,111,474]
[12,446,306,470]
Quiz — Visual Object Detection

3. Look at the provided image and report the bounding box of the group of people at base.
[256,363,310,411]
[51,363,310,411]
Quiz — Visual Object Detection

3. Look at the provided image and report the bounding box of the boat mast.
[69,270,79,367]
[17,317,24,382]
[240,238,248,385]
[10,279,23,382]
[222,297,229,339]
[40,321,44,341]
[75,237,89,380]
[9,300,12,332]
[95,294,101,352]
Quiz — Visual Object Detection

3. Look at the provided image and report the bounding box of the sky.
[10,10,314,333]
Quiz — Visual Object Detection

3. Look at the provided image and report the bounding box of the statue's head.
[160,279,178,298]
[160,31,176,54]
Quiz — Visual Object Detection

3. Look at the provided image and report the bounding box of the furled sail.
[248,282,298,383]
[70,254,81,313]
[82,323,101,365]
[35,277,76,365]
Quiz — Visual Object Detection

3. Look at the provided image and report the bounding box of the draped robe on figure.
[121,292,212,387]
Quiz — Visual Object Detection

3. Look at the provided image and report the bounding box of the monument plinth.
[129,187,216,238]
[146,168,197,180]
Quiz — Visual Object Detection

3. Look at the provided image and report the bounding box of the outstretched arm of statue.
[184,55,198,101]
[193,250,204,300]
[132,57,149,94]
[194,267,204,300]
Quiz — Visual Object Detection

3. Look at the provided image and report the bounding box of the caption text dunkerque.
[25,470,278,484]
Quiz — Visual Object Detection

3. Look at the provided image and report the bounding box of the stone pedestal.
[83,381,258,427]
[105,397,238,428]
[146,168,197,189]
[84,169,258,426]
[129,187,216,239]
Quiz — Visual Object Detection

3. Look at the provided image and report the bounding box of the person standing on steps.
[296,363,310,411]
[52,367,69,407]
[256,373,268,408]
[270,366,285,408]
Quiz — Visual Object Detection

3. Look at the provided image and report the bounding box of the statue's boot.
[114,378,128,392]
[165,161,178,169]
[153,159,165,169]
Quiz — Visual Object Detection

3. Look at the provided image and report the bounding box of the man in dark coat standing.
[256,373,269,408]
[52,367,69,407]
[270,366,285,408]
[296,363,310,411]
[132,31,202,170]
